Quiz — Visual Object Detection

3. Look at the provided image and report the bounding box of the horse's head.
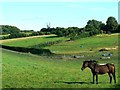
[81,60,97,71]
[81,61,89,71]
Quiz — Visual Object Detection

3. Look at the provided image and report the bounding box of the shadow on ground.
[45,35,59,38]
[54,81,93,84]
[54,81,119,85]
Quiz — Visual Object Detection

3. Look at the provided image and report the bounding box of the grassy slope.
[1,35,68,47]
[2,49,119,88]
[2,33,119,88]
[1,34,118,54]
[44,34,118,54]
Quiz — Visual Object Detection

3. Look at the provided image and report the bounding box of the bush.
[70,32,90,40]
[9,33,27,38]
[31,40,63,49]
[1,45,52,55]
[0,25,20,35]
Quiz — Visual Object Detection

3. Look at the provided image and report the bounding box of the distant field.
[1,35,68,47]
[1,34,118,54]
[2,48,119,88]
[44,34,118,54]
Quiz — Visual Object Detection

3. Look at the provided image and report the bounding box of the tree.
[40,28,47,32]
[106,16,118,33]
[55,27,65,37]
[116,24,120,33]
[0,25,20,35]
[85,19,104,34]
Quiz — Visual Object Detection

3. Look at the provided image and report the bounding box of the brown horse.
[81,60,116,84]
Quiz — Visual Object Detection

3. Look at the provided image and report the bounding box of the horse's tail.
[112,63,116,83]
[106,63,115,73]
[112,63,115,74]
[106,63,116,83]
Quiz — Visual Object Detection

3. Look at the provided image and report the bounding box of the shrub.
[1,45,52,55]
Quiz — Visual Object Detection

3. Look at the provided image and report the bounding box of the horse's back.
[96,63,115,74]
[96,65,109,74]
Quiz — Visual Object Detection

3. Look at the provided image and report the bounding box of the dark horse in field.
[81,60,116,84]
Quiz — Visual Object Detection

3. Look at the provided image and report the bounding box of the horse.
[81,60,116,84]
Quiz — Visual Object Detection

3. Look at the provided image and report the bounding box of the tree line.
[0,25,50,39]
[40,16,119,40]
[0,16,119,40]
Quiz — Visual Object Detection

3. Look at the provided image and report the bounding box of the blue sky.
[0,1,119,31]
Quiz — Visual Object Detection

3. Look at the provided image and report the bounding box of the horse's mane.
[90,60,98,63]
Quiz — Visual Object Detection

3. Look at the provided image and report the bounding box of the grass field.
[2,49,119,88]
[1,35,68,47]
[1,34,118,54]
[44,34,118,54]
[1,33,119,88]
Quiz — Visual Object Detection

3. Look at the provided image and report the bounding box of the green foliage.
[41,27,82,38]
[1,33,27,40]
[0,25,20,35]
[70,32,90,40]
[106,16,118,33]
[0,16,119,40]
[40,16,118,39]
[1,45,52,55]
[116,24,120,33]
[84,19,104,36]
[85,19,103,31]
[9,33,27,38]
[31,40,63,49]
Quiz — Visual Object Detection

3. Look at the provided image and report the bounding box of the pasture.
[44,34,118,54]
[2,49,119,88]
[1,34,119,88]
[1,34,68,47]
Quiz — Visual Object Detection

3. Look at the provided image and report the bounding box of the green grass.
[2,34,118,54]
[1,33,119,88]
[2,35,68,47]
[2,48,119,88]
[44,34,118,54]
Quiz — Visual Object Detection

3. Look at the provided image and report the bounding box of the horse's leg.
[112,73,116,83]
[96,74,98,84]
[93,74,95,84]
[108,73,112,84]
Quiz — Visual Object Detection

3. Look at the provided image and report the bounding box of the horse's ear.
[93,60,96,62]
[91,60,98,63]
[90,59,95,62]
[93,60,98,63]
[90,60,93,62]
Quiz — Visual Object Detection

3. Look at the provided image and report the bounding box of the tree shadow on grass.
[45,35,59,38]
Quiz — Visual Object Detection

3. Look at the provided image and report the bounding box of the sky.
[0,0,119,31]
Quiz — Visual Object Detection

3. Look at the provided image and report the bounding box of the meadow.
[44,34,118,54]
[1,34,120,88]
[1,34,68,47]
